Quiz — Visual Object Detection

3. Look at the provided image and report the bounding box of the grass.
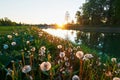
[0,26,120,80]
[0,26,28,34]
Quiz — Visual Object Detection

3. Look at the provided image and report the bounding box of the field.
[0,26,120,80]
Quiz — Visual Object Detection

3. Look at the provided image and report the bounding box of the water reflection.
[76,31,120,57]
[42,28,77,43]
[42,28,120,57]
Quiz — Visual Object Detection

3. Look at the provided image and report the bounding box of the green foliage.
[76,0,120,25]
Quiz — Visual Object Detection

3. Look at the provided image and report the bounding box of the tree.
[76,0,120,25]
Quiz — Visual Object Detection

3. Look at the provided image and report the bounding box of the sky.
[0,0,85,24]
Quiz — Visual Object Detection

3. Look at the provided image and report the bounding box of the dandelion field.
[0,26,120,80]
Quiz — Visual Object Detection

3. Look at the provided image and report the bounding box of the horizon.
[0,0,85,24]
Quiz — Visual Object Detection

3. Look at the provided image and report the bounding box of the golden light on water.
[57,23,64,29]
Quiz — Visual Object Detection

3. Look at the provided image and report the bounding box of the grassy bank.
[0,26,120,80]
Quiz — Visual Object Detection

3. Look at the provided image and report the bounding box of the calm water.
[42,28,120,57]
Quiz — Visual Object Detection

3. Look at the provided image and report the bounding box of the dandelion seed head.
[84,54,93,59]
[22,65,31,73]
[26,41,30,44]
[59,52,65,58]
[113,77,120,80]
[3,44,9,49]
[57,45,62,49]
[111,58,117,63]
[72,75,80,80]
[76,51,84,59]
[7,35,12,39]
[30,47,36,52]
[11,42,16,46]
[40,62,51,71]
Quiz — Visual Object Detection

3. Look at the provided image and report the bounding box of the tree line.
[75,0,120,26]
[0,17,23,26]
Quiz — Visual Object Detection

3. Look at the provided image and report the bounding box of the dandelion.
[65,62,70,67]
[30,47,36,52]
[84,54,93,59]
[105,71,112,77]
[11,42,16,46]
[26,41,30,44]
[39,62,51,71]
[7,35,12,39]
[72,75,80,80]
[59,52,65,58]
[117,62,120,68]
[40,46,46,51]
[76,51,84,59]
[57,45,62,49]
[64,56,69,61]
[22,65,31,73]
[15,33,18,36]
[3,44,9,49]
[113,77,120,80]
[6,68,13,76]
[111,58,117,63]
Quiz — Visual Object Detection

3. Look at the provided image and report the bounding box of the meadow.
[0,26,120,80]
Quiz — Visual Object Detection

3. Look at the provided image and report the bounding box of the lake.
[42,28,120,57]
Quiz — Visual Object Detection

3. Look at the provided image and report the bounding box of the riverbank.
[0,26,120,80]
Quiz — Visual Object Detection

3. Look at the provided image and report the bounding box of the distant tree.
[0,17,21,26]
[75,11,82,24]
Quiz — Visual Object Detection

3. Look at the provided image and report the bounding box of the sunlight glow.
[57,23,65,29]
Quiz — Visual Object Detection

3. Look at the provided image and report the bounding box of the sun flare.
[57,23,64,28]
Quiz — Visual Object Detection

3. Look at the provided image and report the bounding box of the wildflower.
[6,68,13,76]
[117,62,120,68]
[15,33,18,36]
[68,48,73,52]
[111,58,117,63]
[76,51,84,59]
[39,62,51,71]
[72,75,80,80]
[7,35,12,39]
[30,47,36,52]
[11,42,16,46]
[39,46,46,55]
[26,41,30,44]
[84,54,93,59]
[3,44,9,49]
[113,77,120,80]
[64,56,69,61]
[59,52,65,58]
[57,45,62,49]
[40,46,46,51]
[105,71,113,77]
[65,62,70,67]
[22,65,31,73]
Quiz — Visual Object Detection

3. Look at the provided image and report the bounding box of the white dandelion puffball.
[84,54,93,59]
[57,45,62,49]
[3,44,9,49]
[31,47,36,52]
[40,46,46,51]
[59,52,65,58]
[22,65,31,73]
[111,58,117,62]
[117,62,120,68]
[7,35,12,39]
[72,75,80,80]
[26,41,30,44]
[113,77,120,80]
[11,42,16,46]
[40,62,51,71]
[76,51,84,59]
